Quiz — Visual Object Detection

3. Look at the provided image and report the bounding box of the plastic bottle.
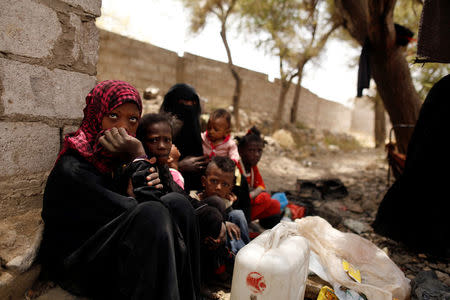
[230,222,310,300]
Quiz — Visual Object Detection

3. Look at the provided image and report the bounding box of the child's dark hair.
[136,113,173,143]
[235,126,266,150]
[209,108,231,127]
[207,156,235,175]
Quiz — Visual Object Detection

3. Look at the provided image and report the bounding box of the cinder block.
[0,58,96,118]
[0,122,60,176]
[60,0,101,16]
[65,13,99,73]
[0,0,61,58]
[62,125,79,137]
[62,125,80,145]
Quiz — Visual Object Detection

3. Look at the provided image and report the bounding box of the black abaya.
[160,84,204,191]
[39,152,200,299]
[373,75,450,258]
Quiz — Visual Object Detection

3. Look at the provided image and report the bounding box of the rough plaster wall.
[350,97,392,138]
[0,0,100,219]
[97,30,362,134]
[97,30,179,97]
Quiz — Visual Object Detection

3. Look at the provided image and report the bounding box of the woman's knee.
[131,202,173,237]
[161,192,195,214]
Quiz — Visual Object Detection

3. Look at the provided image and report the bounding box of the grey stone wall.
[350,97,391,138]
[97,30,357,131]
[0,0,101,219]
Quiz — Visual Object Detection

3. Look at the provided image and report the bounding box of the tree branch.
[334,0,368,45]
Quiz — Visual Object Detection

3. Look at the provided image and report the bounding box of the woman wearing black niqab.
[160,83,209,191]
[39,80,200,300]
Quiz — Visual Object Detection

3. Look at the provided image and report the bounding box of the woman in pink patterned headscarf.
[40,80,200,300]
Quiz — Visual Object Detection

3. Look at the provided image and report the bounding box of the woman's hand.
[226,192,237,203]
[99,127,146,160]
[178,155,209,173]
[225,221,241,240]
[128,157,163,194]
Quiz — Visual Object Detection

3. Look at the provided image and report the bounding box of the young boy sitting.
[195,202,228,299]
[198,156,250,254]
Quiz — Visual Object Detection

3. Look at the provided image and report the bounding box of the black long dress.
[160,83,204,192]
[373,74,450,258]
[39,151,200,299]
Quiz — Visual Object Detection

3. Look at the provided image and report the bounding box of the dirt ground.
[213,144,449,299]
[24,134,448,300]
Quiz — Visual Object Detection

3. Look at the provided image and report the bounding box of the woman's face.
[240,140,264,167]
[144,121,173,164]
[101,102,140,135]
[178,99,195,106]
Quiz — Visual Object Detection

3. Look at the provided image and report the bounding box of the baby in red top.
[201,109,240,163]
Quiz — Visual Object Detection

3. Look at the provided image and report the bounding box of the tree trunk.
[230,67,242,130]
[290,67,304,124]
[370,47,420,153]
[374,91,386,148]
[273,82,290,130]
[334,0,421,153]
[220,26,242,130]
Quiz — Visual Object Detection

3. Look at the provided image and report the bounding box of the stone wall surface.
[97,30,363,133]
[97,30,179,96]
[0,0,100,221]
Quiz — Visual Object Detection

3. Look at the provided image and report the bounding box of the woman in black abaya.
[373,75,450,258]
[39,80,200,299]
[160,83,209,192]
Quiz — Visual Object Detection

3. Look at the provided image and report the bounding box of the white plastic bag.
[295,216,410,300]
[231,222,310,300]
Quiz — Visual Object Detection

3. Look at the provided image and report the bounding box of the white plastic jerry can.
[230,222,310,300]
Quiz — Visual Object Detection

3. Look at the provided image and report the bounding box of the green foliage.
[239,0,338,78]
[322,131,362,151]
[238,0,340,129]
[180,0,239,33]
[411,64,450,99]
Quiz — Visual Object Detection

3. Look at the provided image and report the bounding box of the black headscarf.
[160,83,203,159]
[373,74,450,258]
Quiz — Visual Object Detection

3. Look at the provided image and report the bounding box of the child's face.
[207,117,230,142]
[167,144,181,165]
[144,121,172,165]
[240,141,264,167]
[201,163,234,199]
[101,102,140,134]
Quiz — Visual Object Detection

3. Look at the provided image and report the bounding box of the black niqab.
[160,83,203,159]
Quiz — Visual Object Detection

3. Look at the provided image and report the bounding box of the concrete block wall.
[0,0,100,219]
[350,97,391,138]
[97,30,359,133]
[97,30,179,97]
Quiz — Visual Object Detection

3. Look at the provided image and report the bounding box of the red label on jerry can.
[246,272,267,294]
